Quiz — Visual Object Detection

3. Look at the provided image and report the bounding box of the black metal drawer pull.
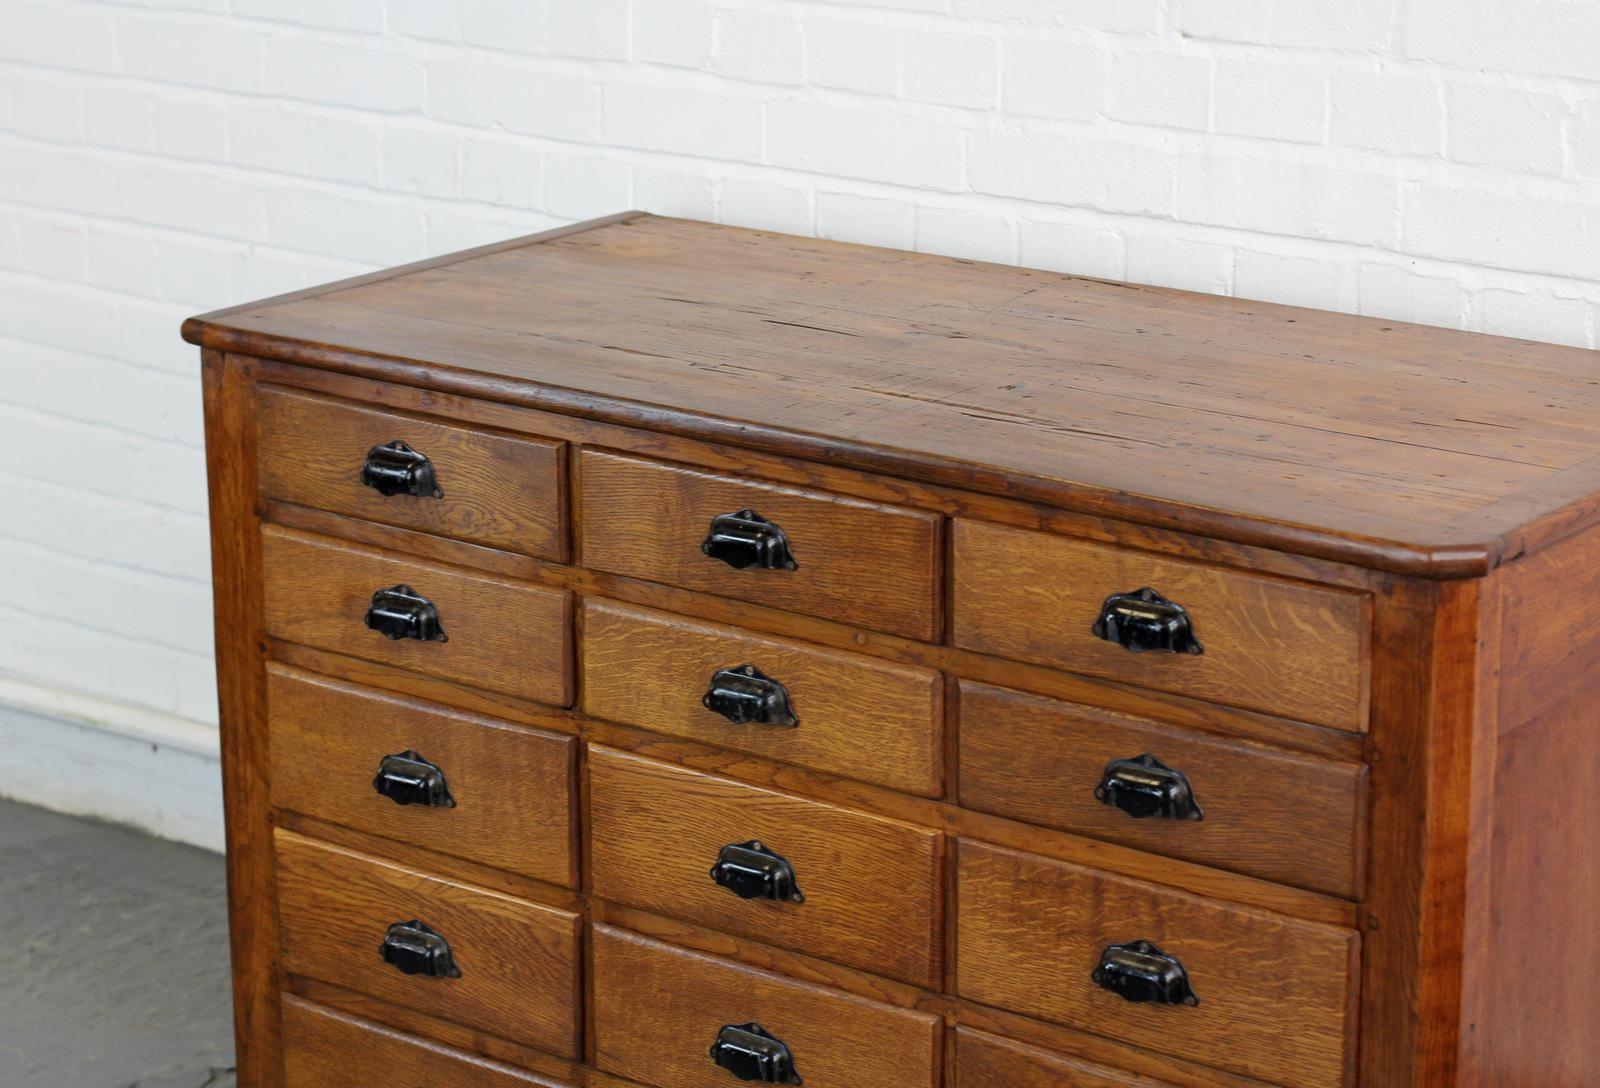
[360,440,443,498]
[702,508,799,571]
[1095,754,1203,821]
[710,840,805,903]
[1092,940,1198,1006]
[380,919,461,979]
[703,665,798,727]
[709,1022,803,1084]
[364,584,448,642]
[1092,587,1203,655]
[372,750,456,808]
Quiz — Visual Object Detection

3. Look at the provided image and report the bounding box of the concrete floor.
[0,799,237,1088]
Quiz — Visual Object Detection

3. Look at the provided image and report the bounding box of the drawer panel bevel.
[267,665,577,887]
[261,525,572,707]
[582,598,942,796]
[592,925,941,1088]
[274,830,582,1057]
[958,680,1367,898]
[952,519,1370,732]
[587,747,943,988]
[955,839,1358,1088]
[579,450,942,641]
[258,385,568,562]
[281,997,570,1087]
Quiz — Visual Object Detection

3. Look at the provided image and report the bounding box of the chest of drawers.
[186,212,1600,1088]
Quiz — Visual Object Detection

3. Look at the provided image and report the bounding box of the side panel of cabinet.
[1458,524,1600,1087]
[204,353,281,1088]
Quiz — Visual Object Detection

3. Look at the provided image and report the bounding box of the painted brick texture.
[3,0,1600,738]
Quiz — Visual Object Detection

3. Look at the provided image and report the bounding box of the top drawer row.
[256,387,1368,731]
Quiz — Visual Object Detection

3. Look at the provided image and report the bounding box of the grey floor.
[0,799,237,1088]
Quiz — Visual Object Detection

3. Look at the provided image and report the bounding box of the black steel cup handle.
[360,440,443,498]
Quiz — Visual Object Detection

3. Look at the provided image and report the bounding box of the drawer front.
[956,840,1358,1088]
[274,831,581,1056]
[579,451,941,640]
[267,666,577,886]
[582,599,942,796]
[258,386,567,561]
[281,998,568,1087]
[587,747,943,987]
[958,682,1367,898]
[261,525,572,706]
[954,1028,1169,1088]
[592,926,941,1088]
[952,520,1369,731]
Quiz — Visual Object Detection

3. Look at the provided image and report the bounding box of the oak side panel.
[266,666,578,886]
[1463,524,1600,1086]
[578,450,943,640]
[582,598,942,796]
[956,840,1358,1088]
[203,351,281,1088]
[257,385,568,561]
[951,519,1370,731]
[592,925,941,1088]
[280,997,567,1087]
[958,681,1367,898]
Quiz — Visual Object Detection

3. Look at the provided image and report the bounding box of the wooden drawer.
[266,666,577,886]
[582,599,942,796]
[261,525,572,706]
[592,926,941,1088]
[956,840,1358,1088]
[578,450,941,640]
[274,831,581,1056]
[952,520,1369,731]
[258,386,567,561]
[587,747,943,987]
[958,682,1367,898]
[954,1028,1174,1088]
[281,998,569,1087]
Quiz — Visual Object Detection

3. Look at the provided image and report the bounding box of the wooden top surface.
[185,212,1600,578]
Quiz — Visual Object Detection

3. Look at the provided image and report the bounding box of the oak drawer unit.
[189,213,1600,1088]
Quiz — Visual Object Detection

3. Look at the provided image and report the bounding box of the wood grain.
[187,214,1600,576]
[1355,577,1482,1088]
[268,495,1360,762]
[579,450,942,640]
[254,356,1382,592]
[266,665,577,886]
[203,352,283,1088]
[261,525,572,706]
[257,385,567,561]
[958,681,1367,898]
[582,599,942,796]
[1462,524,1600,1086]
[266,636,1357,928]
[280,997,568,1087]
[273,830,581,1056]
[955,840,1358,1088]
[190,214,1600,1088]
[952,519,1370,731]
[953,1027,1170,1088]
[591,925,942,1088]
[587,747,943,987]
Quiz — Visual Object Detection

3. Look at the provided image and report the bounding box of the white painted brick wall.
[3,0,1600,841]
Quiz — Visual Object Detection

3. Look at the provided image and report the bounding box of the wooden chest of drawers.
[186,213,1600,1088]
